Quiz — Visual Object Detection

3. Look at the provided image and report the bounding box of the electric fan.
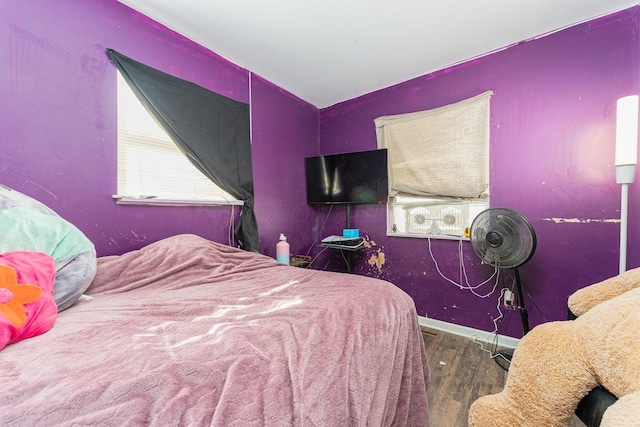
[469,207,537,368]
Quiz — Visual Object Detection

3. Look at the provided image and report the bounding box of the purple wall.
[3,0,640,338]
[319,7,640,337]
[250,75,320,258]
[1,0,318,257]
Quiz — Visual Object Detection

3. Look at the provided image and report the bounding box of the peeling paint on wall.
[361,235,386,273]
[541,217,620,224]
[368,250,386,269]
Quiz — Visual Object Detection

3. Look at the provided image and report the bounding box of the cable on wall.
[427,236,513,363]
[427,237,500,298]
[228,202,235,247]
[469,287,512,364]
[249,72,253,146]
[305,204,335,256]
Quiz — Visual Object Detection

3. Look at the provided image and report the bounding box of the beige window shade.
[375,91,492,198]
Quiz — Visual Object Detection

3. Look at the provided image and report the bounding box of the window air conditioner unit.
[406,204,469,237]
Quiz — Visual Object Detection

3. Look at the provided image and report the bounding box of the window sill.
[113,196,243,207]
[387,230,470,241]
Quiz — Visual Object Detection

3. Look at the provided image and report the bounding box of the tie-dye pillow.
[0,185,96,311]
[0,251,57,350]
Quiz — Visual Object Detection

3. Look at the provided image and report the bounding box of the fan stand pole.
[494,268,530,371]
[514,267,530,335]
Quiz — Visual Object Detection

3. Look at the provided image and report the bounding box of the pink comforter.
[0,234,429,426]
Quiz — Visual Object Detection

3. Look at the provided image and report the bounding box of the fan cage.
[469,207,536,269]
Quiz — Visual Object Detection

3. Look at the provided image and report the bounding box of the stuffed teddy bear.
[468,267,640,427]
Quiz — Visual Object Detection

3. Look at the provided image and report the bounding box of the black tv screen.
[305,149,388,205]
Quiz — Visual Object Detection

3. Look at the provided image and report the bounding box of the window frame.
[376,91,492,240]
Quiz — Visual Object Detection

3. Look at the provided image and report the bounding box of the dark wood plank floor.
[422,327,584,427]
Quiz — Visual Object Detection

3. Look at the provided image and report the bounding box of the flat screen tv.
[305,149,388,205]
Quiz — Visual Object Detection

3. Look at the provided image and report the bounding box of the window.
[115,71,238,205]
[375,91,492,239]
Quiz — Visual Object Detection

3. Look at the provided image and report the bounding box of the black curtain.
[107,49,259,252]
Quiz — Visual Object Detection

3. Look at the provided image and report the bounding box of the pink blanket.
[0,234,429,426]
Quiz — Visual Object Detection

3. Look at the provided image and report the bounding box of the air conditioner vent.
[433,205,467,235]
[407,207,433,233]
[405,203,469,236]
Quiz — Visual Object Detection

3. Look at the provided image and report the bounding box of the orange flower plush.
[0,251,57,350]
[0,265,43,327]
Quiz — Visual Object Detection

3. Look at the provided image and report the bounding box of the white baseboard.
[418,315,520,349]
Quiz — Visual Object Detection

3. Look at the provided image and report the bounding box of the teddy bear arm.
[568,267,640,317]
[469,322,598,427]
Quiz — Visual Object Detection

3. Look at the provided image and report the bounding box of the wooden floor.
[422,327,585,427]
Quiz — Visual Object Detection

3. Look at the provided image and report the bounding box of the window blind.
[375,91,492,199]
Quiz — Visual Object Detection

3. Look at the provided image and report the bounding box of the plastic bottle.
[276,233,290,265]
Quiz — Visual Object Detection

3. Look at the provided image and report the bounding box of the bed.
[0,233,430,426]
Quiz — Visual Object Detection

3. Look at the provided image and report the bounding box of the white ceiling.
[117,0,638,108]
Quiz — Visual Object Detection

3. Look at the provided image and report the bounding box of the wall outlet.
[504,290,514,307]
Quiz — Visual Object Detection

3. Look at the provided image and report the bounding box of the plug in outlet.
[503,290,514,308]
